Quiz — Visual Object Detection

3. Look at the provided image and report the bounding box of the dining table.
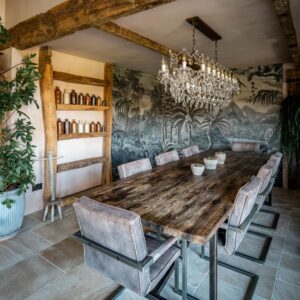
[74,150,268,300]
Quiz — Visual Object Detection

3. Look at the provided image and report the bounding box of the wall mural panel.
[112,64,282,179]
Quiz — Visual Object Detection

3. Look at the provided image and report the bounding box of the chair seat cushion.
[145,235,181,293]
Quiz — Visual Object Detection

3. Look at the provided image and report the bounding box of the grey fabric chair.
[182,145,201,158]
[118,158,152,179]
[154,150,179,166]
[231,142,261,153]
[73,196,180,300]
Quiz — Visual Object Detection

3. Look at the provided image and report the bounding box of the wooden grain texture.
[0,0,175,50]
[56,104,109,111]
[57,156,106,173]
[39,46,57,204]
[58,132,108,140]
[272,0,300,67]
[53,71,109,87]
[102,63,113,185]
[68,151,268,244]
[95,22,175,56]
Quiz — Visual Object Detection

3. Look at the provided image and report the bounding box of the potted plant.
[203,156,218,170]
[0,20,40,240]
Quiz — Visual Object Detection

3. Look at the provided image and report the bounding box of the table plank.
[78,151,268,244]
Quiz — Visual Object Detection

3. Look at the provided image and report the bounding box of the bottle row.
[57,119,105,135]
[55,87,106,106]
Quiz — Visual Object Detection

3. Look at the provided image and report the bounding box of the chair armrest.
[148,236,178,263]
[226,204,259,233]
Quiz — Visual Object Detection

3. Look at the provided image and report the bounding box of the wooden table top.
[79,151,268,244]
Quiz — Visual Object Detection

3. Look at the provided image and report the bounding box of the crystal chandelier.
[158,24,240,110]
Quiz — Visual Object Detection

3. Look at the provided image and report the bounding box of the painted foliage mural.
[112,64,282,178]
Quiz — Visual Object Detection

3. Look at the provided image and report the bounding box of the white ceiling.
[6,0,298,74]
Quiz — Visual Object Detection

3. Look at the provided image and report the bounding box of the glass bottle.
[96,121,101,132]
[71,119,78,133]
[85,93,91,105]
[96,96,102,106]
[91,95,97,106]
[63,89,70,104]
[78,93,84,105]
[90,121,96,132]
[78,120,84,133]
[102,99,106,106]
[55,87,62,104]
[57,118,64,135]
[70,89,77,105]
[84,121,90,133]
[64,119,70,134]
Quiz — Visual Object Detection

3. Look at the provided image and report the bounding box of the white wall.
[0,46,106,215]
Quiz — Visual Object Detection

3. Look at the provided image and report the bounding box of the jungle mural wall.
[112,64,282,179]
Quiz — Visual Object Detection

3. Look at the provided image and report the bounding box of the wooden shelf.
[53,71,109,87]
[56,104,109,111]
[57,156,107,173]
[58,132,108,140]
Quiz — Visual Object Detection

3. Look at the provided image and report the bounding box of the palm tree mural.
[172,104,204,146]
[113,67,144,131]
[198,108,230,149]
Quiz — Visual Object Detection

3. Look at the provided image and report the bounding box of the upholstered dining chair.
[118,158,152,179]
[182,145,201,158]
[231,142,261,153]
[73,196,181,300]
[192,176,262,300]
[155,150,179,166]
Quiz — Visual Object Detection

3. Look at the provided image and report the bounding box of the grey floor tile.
[194,275,263,300]
[277,254,300,286]
[0,231,52,272]
[27,264,115,300]
[32,213,79,244]
[0,255,64,300]
[39,237,83,272]
[282,230,300,258]
[19,216,43,234]
[219,253,277,299]
[272,280,300,300]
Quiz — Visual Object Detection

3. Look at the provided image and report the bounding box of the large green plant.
[0,20,40,197]
[280,94,300,189]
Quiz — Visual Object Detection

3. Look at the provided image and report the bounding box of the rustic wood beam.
[272,0,300,67]
[95,21,175,56]
[57,156,106,173]
[53,71,109,87]
[0,0,175,51]
[39,46,57,204]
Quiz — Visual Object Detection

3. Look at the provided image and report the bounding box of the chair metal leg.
[107,286,126,300]
[154,262,176,295]
[251,209,280,230]
[235,230,272,264]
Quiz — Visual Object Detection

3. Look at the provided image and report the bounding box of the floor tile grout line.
[29,229,55,246]
[38,254,67,274]
[276,278,300,289]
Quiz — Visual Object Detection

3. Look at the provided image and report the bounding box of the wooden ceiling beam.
[272,0,300,67]
[95,21,176,56]
[0,0,175,51]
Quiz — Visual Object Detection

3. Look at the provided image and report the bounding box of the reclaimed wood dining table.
[76,150,268,300]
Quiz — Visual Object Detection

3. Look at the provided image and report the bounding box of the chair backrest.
[182,145,200,158]
[268,152,282,177]
[225,176,261,255]
[231,142,260,153]
[257,164,273,194]
[154,150,179,166]
[118,158,152,179]
[73,196,151,295]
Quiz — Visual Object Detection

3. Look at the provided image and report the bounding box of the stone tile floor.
[0,187,299,300]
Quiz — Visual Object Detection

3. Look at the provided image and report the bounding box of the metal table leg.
[209,233,217,300]
[182,239,187,300]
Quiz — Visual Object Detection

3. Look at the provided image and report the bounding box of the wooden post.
[39,46,57,204]
[103,63,113,184]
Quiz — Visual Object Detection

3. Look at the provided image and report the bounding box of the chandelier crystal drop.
[158,26,240,110]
